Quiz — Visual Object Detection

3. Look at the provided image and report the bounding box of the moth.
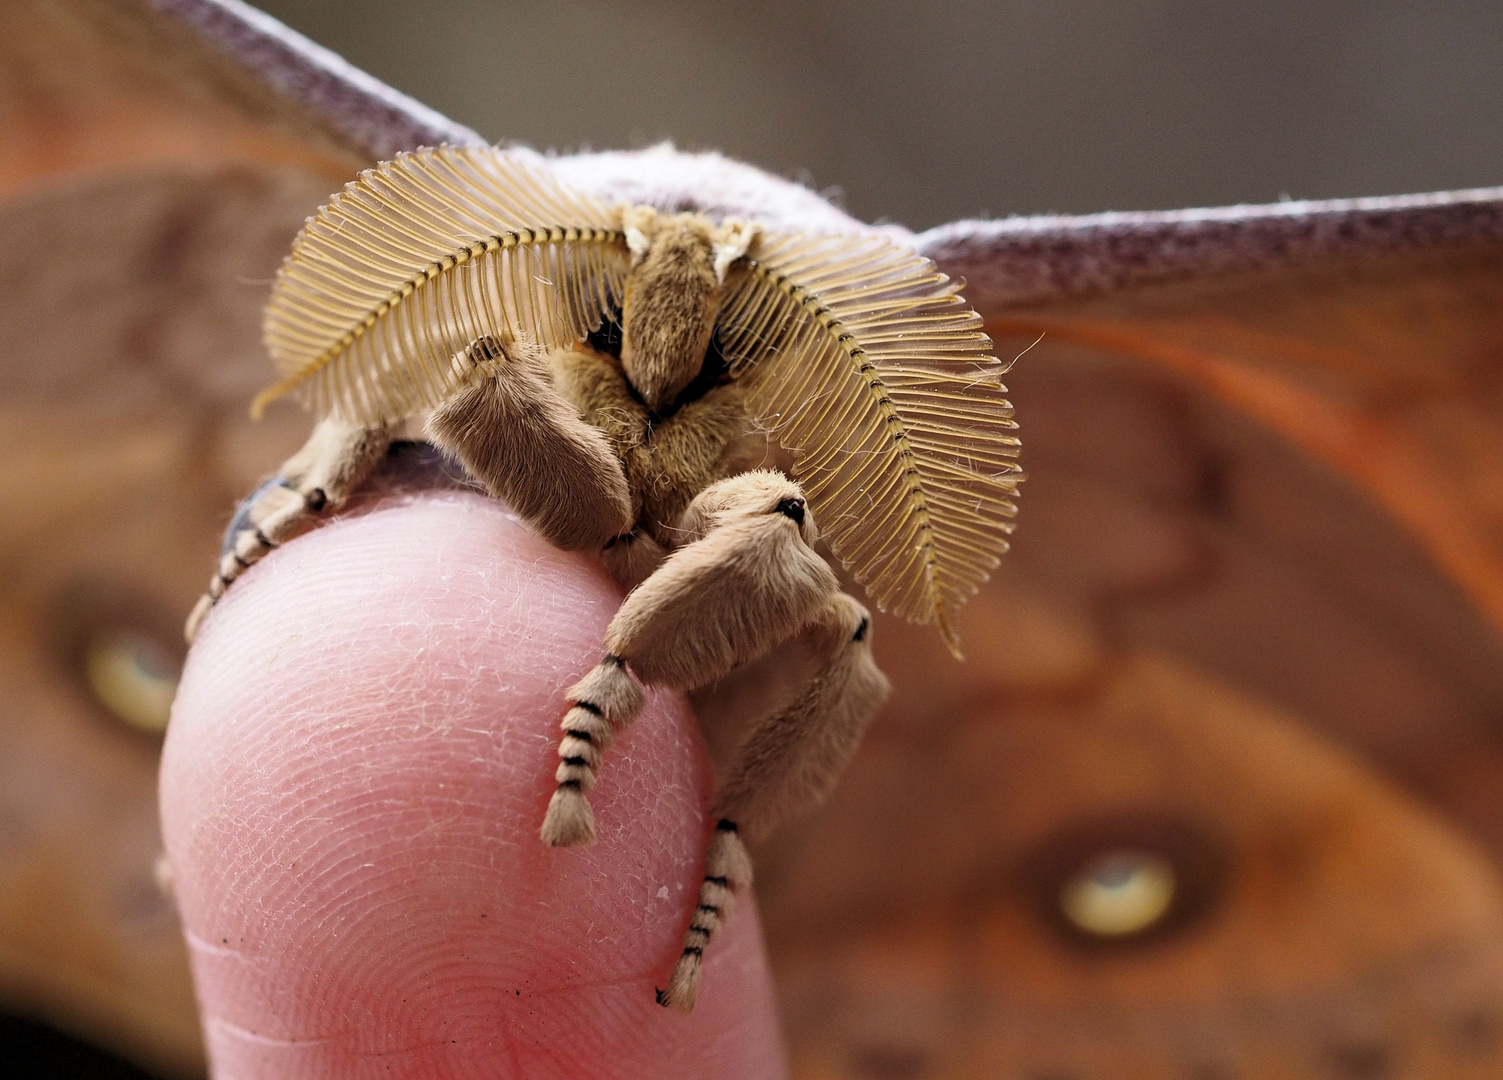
[183,144,1022,1009]
[10,1,1503,1075]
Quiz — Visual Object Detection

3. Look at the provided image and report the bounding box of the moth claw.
[657,953,702,1013]
[184,593,213,644]
[539,786,596,847]
[185,418,393,644]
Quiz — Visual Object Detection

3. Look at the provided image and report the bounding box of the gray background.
[254,0,1503,230]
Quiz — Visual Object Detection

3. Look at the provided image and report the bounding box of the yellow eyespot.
[1059,849,1177,938]
[83,629,179,735]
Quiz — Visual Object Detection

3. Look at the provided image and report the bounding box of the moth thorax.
[620,215,722,412]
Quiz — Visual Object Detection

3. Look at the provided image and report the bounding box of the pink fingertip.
[161,491,786,1079]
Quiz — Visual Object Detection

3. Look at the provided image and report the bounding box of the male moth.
[12,2,1503,1071]
[186,144,1021,1009]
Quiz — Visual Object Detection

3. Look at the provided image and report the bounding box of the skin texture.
[160,491,785,1079]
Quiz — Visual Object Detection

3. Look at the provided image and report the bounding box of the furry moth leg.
[540,470,839,848]
[185,416,392,641]
[712,593,890,838]
[600,529,668,592]
[539,654,643,847]
[655,819,753,1013]
[658,593,891,1012]
[427,335,632,552]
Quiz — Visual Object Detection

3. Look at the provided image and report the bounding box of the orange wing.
[748,202,1503,1077]
[8,2,1503,1077]
[924,198,1503,634]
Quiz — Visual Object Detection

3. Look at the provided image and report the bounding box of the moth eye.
[1058,848,1177,938]
[82,628,179,735]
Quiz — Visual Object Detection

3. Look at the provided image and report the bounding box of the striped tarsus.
[656,821,752,1013]
[184,417,392,642]
[539,655,641,848]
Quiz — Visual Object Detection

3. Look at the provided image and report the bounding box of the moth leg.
[185,416,392,641]
[546,341,649,460]
[540,469,840,847]
[547,342,668,588]
[655,819,753,1013]
[558,357,750,552]
[600,528,668,592]
[427,336,633,552]
[713,594,889,839]
[539,655,643,848]
[658,593,890,1012]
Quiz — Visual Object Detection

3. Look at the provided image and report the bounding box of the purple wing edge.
[147,0,485,160]
[919,188,1503,309]
[153,0,1503,310]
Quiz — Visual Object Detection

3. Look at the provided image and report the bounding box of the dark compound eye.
[585,311,624,357]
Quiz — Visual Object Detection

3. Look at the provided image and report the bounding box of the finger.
[160,490,785,1079]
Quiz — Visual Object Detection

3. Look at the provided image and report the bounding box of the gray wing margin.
[147,0,484,159]
[918,187,1503,310]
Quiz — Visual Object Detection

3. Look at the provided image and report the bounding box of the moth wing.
[256,145,630,423]
[0,2,466,1073]
[2,0,471,199]
[902,197,1503,867]
[718,231,1022,651]
[751,195,1503,1073]
[924,196,1503,638]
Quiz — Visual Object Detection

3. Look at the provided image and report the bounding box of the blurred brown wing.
[747,197,1503,1079]
[0,0,480,204]
[921,194,1503,635]
[0,1,468,1074]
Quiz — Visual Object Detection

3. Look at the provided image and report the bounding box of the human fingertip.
[162,492,785,1078]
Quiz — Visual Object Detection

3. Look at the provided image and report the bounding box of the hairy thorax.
[549,340,749,546]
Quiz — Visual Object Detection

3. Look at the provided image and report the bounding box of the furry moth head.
[254,145,1020,650]
[618,206,758,410]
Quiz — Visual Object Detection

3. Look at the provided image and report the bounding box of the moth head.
[618,208,758,411]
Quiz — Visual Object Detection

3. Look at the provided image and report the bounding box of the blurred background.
[4,1,1503,1077]
[256,0,1503,227]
